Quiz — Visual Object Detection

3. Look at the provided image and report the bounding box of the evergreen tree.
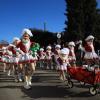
[83,0,97,37]
[64,0,85,41]
[94,9,100,40]
[64,0,97,41]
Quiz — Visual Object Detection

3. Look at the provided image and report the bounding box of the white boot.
[28,76,32,86]
[8,70,11,76]
[18,73,22,82]
[24,81,31,89]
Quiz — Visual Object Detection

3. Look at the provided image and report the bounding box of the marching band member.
[68,41,76,67]
[57,48,70,81]
[84,35,99,65]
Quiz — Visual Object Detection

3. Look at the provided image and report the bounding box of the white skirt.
[84,52,98,59]
[19,53,34,63]
[13,57,20,64]
[58,63,68,71]
[1,56,12,63]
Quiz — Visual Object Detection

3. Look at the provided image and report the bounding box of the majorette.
[16,28,35,63]
[68,41,76,64]
[84,35,98,60]
[45,46,53,61]
[57,48,70,71]
[38,48,45,61]
[57,48,70,81]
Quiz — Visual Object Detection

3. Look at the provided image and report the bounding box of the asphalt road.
[0,65,100,100]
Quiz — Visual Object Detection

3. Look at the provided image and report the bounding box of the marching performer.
[84,35,99,66]
[30,43,40,68]
[16,28,38,89]
[53,44,61,70]
[45,46,53,69]
[38,48,45,69]
[57,48,70,81]
[2,45,13,76]
[68,41,76,67]
[75,40,84,66]
[7,38,21,77]
[1,47,7,72]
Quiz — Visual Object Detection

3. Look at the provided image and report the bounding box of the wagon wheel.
[68,81,73,88]
[89,87,97,96]
[80,82,86,86]
[64,79,69,85]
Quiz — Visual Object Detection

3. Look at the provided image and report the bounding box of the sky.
[0,0,100,43]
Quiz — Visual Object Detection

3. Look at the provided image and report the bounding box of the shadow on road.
[21,85,92,99]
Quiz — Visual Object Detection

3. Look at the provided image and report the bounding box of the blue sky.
[0,0,100,43]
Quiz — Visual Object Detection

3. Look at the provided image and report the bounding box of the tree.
[64,0,85,41]
[83,0,97,38]
[30,28,57,47]
[64,0,97,41]
[94,9,100,40]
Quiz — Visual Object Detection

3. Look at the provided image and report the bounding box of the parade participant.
[1,47,8,72]
[38,48,45,69]
[0,45,13,76]
[30,42,40,68]
[75,40,84,66]
[6,43,20,76]
[16,28,38,89]
[84,35,99,66]
[68,41,76,67]
[53,44,61,70]
[0,49,3,62]
[57,48,70,81]
[8,37,21,82]
[6,37,20,77]
[45,45,53,69]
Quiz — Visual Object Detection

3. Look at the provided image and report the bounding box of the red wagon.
[67,66,100,95]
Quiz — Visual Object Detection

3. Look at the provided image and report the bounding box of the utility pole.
[44,22,46,31]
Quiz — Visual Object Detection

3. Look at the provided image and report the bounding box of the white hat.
[55,44,61,48]
[40,48,44,51]
[13,37,20,42]
[46,46,52,49]
[60,48,69,55]
[9,44,15,47]
[76,40,82,44]
[22,28,33,37]
[68,41,75,46]
[85,35,94,41]
[2,47,7,50]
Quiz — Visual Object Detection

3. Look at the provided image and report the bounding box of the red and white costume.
[17,41,35,63]
[0,49,3,62]
[38,48,45,61]
[7,44,21,64]
[68,42,76,63]
[57,48,69,71]
[1,46,13,64]
[53,45,61,62]
[45,46,53,61]
[84,35,98,60]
